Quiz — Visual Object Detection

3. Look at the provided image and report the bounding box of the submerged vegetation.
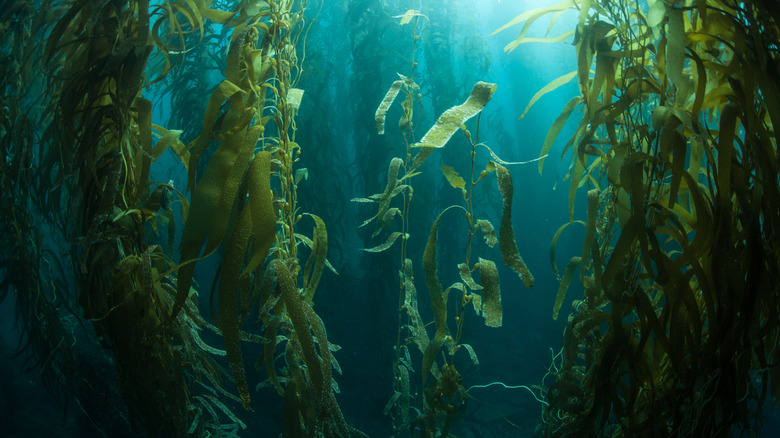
[493,0,780,436]
[1,0,779,437]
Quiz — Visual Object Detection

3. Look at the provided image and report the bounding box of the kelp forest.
[1,0,779,437]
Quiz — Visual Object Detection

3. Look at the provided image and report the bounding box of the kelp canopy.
[1,0,780,437]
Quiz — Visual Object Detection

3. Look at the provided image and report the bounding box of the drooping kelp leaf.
[553,257,581,320]
[550,220,586,279]
[495,163,534,288]
[490,0,577,52]
[413,81,496,148]
[241,151,275,278]
[171,125,259,322]
[538,96,584,174]
[302,213,327,303]
[187,80,245,191]
[371,207,400,238]
[519,71,577,121]
[217,199,254,410]
[665,7,686,87]
[441,164,466,190]
[421,206,461,387]
[204,126,262,256]
[376,80,403,135]
[478,258,502,327]
[402,259,429,354]
[581,189,599,282]
[364,232,408,253]
[477,219,498,247]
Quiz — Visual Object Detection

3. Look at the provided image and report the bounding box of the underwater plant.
[494,0,780,436]
[354,8,540,436]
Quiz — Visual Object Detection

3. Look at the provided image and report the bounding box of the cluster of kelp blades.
[494,0,780,436]
[1,0,364,437]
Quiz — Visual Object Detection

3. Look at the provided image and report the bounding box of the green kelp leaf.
[394,9,425,25]
[495,163,534,288]
[581,189,599,282]
[364,232,407,253]
[666,7,685,87]
[151,125,183,160]
[270,260,326,398]
[421,206,461,387]
[460,344,480,366]
[204,125,262,256]
[171,125,258,323]
[477,219,498,247]
[187,80,245,190]
[294,168,308,184]
[647,0,666,28]
[553,257,580,320]
[441,164,466,190]
[491,0,577,52]
[539,96,584,174]
[402,258,429,353]
[717,102,739,214]
[287,88,304,111]
[302,214,327,303]
[458,263,483,290]
[519,71,577,121]
[372,207,400,237]
[218,202,254,409]
[413,81,496,148]
[376,80,403,135]
[478,258,502,327]
[512,31,576,46]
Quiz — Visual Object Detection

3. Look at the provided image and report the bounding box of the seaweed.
[495,0,780,435]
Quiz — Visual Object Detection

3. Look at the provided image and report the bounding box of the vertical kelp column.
[495,0,780,435]
[165,0,366,436]
[42,1,258,436]
[355,7,537,436]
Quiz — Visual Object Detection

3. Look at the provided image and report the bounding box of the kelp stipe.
[495,0,780,436]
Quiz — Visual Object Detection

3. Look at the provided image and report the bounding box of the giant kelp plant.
[1,0,363,437]
[494,0,780,436]
[353,9,540,436]
[3,0,780,436]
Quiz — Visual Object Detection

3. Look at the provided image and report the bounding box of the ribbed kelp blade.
[477,219,498,247]
[302,213,327,303]
[270,260,325,397]
[171,126,259,322]
[376,80,403,135]
[421,206,460,387]
[538,96,583,174]
[553,257,581,320]
[187,80,244,191]
[412,81,496,148]
[495,163,535,288]
[218,198,254,409]
[241,151,275,278]
[478,258,502,327]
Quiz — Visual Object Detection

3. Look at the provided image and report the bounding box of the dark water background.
[2,0,780,436]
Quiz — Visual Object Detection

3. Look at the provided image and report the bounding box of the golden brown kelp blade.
[495,163,534,288]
